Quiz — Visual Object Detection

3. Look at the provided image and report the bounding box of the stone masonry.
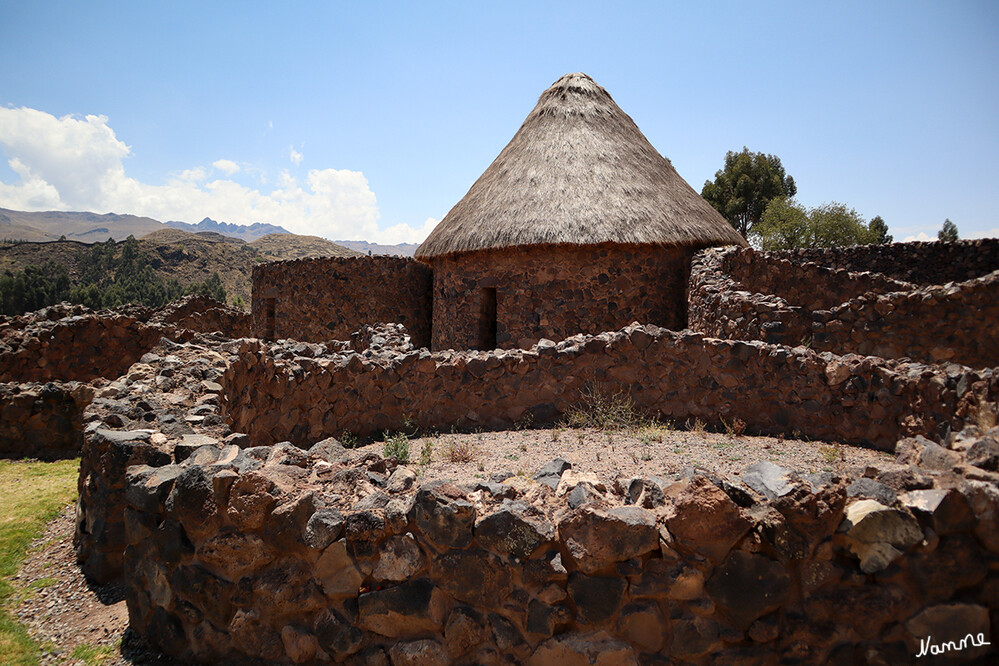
[252,256,432,348]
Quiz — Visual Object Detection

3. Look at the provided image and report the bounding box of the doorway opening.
[478,287,497,350]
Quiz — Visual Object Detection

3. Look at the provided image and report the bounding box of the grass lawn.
[0,458,79,666]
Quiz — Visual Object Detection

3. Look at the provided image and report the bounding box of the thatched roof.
[416,73,747,260]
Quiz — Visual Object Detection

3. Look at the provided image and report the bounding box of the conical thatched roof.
[416,73,746,260]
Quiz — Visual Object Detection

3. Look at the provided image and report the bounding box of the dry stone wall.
[689,245,999,368]
[0,381,92,459]
[117,427,999,664]
[252,256,432,348]
[0,297,249,383]
[221,324,999,452]
[786,238,999,285]
[428,244,692,351]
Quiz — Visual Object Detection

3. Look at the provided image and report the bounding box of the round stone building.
[415,72,747,351]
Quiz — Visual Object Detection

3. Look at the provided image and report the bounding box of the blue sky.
[1,1,996,243]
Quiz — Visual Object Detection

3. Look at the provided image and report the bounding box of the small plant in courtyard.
[565,383,643,430]
[821,442,845,464]
[442,438,478,463]
[721,417,747,437]
[419,439,434,467]
[383,431,410,464]
[339,431,359,449]
[514,411,535,430]
[687,418,706,434]
[551,426,563,442]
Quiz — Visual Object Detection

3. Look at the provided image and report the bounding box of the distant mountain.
[335,240,419,257]
[164,217,291,242]
[0,207,163,242]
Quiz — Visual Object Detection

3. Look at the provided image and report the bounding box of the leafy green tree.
[754,198,876,250]
[868,216,892,244]
[938,218,959,242]
[701,147,797,237]
[0,262,71,315]
[185,272,226,303]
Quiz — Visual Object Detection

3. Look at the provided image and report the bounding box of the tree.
[701,147,797,237]
[754,198,876,250]
[938,218,959,242]
[868,216,892,244]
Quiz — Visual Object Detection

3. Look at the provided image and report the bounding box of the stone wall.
[786,238,999,285]
[427,244,692,351]
[252,257,432,348]
[689,245,999,368]
[0,310,169,383]
[0,381,92,459]
[151,294,252,338]
[118,428,999,664]
[221,324,999,451]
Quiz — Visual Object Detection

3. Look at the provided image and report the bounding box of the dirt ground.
[11,426,896,664]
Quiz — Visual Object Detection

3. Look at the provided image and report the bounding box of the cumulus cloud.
[289,148,303,166]
[212,159,240,176]
[0,106,435,245]
[902,232,934,242]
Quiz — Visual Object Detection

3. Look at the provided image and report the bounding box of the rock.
[314,540,363,596]
[165,465,219,542]
[222,432,250,448]
[667,476,751,562]
[567,482,604,509]
[488,612,526,652]
[533,457,572,490]
[388,639,449,666]
[409,483,476,549]
[904,603,991,661]
[387,466,418,493]
[555,470,606,496]
[905,534,988,602]
[967,433,999,470]
[567,573,626,625]
[617,602,666,651]
[529,632,637,666]
[706,550,791,629]
[740,461,798,500]
[198,530,275,579]
[309,436,347,463]
[475,500,555,560]
[125,464,183,513]
[226,471,277,530]
[625,477,666,508]
[670,617,726,659]
[372,535,425,582]
[358,579,446,637]
[839,499,923,573]
[280,625,317,664]
[436,549,511,607]
[558,506,659,574]
[526,600,571,638]
[314,609,362,658]
[899,488,975,535]
[847,477,897,506]
[444,606,488,658]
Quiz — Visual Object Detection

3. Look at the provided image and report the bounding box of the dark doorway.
[478,287,497,349]
[264,298,276,340]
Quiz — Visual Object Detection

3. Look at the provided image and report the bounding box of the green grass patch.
[71,641,117,665]
[0,458,79,665]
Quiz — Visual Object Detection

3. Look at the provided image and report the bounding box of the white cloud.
[290,148,303,166]
[374,217,439,244]
[212,159,240,176]
[0,106,437,245]
[902,232,934,242]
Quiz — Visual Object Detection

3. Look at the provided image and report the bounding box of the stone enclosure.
[4,238,999,663]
